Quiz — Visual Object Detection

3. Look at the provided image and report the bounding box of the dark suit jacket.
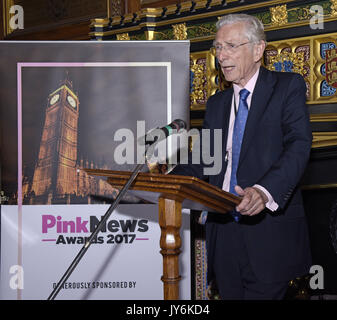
[172,67,313,283]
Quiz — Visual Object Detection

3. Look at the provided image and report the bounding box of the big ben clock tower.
[31,75,80,199]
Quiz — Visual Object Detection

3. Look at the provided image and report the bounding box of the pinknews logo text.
[41,215,149,245]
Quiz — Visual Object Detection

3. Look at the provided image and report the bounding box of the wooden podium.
[84,169,240,300]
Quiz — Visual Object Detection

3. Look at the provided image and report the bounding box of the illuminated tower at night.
[31,74,79,197]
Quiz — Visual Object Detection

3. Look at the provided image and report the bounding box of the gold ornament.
[116,33,130,40]
[270,5,288,26]
[331,0,337,16]
[172,23,188,40]
[190,62,206,104]
[266,51,305,77]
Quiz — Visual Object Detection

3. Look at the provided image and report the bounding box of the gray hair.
[216,14,266,43]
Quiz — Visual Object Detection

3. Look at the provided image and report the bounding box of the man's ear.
[254,40,266,62]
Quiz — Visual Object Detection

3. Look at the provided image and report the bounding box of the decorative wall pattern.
[316,40,337,99]
[264,40,311,99]
[190,52,208,109]
[194,239,209,300]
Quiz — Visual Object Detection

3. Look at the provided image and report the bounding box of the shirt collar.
[233,67,260,98]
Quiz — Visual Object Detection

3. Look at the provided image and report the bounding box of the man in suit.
[172,14,312,299]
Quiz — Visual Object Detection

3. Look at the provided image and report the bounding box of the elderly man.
[172,14,312,299]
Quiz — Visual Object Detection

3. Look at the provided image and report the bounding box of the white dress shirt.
[222,68,278,212]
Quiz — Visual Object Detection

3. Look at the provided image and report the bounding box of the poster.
[0,41,191,300]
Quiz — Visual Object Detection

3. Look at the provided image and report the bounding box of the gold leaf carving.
[270,5,288,26]
[190,62,206,104]
[331,0,337,16]
[266,51,306,77]
[116,33,130,40]
[172,23,188,40]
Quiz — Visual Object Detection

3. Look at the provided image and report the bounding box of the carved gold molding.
[190,51,207,109]
[326,48,337,87]
[190,49,222,111]
[331,0,337,16]
[138,7,162,18]
[145,30,155,40]
[206,47,219,97]
[312,132,337,148]
[116,32,130,40]
[190,63,205,103]
[270,4,288,26]
[172,23,188,40]
[310,113,337,122]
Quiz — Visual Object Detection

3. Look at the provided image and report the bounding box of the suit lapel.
[238,67,276,168]
[219,88,233,184]
[220,87,233,154]
[207,88,232,182]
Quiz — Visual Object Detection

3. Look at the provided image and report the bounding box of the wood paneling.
[141,0,181,8]
[3,0,107,40]
[5,19,91,40]
[0,2,4,40]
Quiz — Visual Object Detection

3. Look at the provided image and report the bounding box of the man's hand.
[235,185,268,216]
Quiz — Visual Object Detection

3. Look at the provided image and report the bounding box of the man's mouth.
[222,66,235,72]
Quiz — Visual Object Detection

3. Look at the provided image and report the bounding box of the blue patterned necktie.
[229,88,250,222]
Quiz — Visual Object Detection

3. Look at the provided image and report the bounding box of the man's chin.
[221,71,236,82]
[223,75,236,83]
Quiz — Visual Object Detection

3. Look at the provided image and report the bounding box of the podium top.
[84,169,241,214]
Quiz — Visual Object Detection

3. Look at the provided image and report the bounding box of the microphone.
[141,119,187,146]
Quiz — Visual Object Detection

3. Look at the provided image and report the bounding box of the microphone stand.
[47,161,145,300]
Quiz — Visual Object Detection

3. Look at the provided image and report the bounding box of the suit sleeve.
[257,74,312,209]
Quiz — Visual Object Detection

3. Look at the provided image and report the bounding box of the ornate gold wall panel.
[190,50,219,110]
[264,32,337,105]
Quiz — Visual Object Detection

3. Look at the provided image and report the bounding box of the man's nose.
[217,48,230,62]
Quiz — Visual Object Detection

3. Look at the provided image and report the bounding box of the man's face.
[214,22,265,87]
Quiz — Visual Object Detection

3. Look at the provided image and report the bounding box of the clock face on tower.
[50,94,60,105]
[67,95,76,108]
